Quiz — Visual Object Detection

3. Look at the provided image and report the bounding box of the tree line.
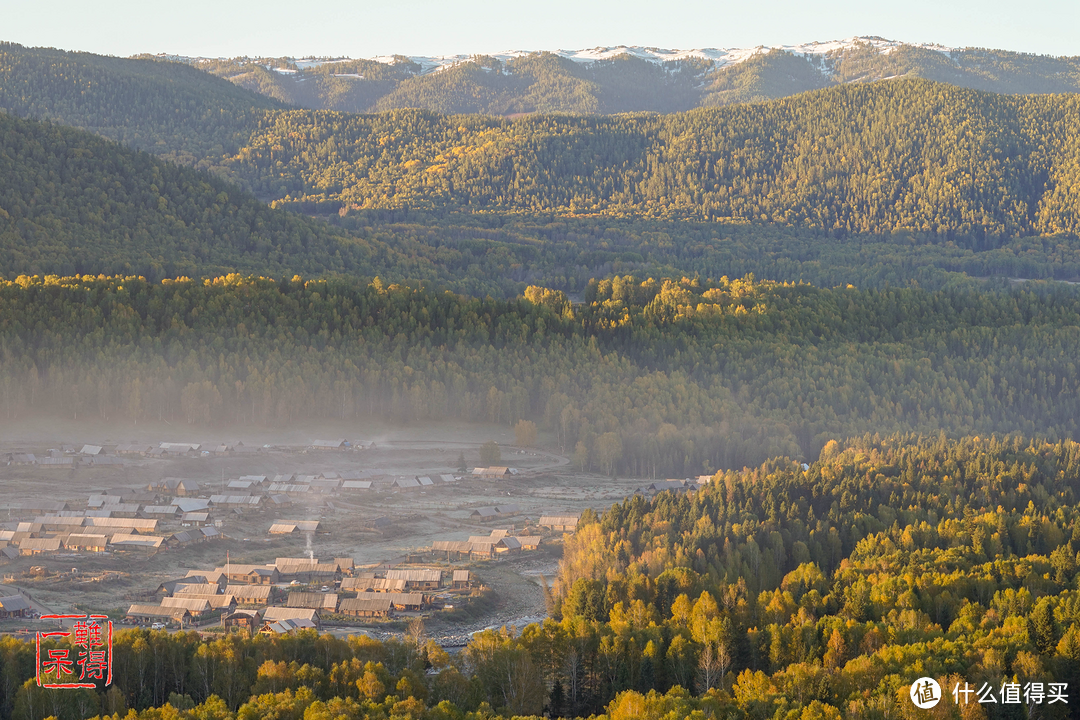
[228,80,1080,244]
[6,273,1080,474]
[0,42,281,167]
[553,433,1080,718]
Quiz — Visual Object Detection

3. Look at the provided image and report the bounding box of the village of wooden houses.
[0,436,650,638]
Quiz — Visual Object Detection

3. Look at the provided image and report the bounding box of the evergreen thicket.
[235,81,1080,245]
[5,274,1080,475]
[0,43,282,167]
[0,112,381,281]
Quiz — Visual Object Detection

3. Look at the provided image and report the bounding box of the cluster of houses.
[0,470,345,560]
[385,475,459,491]
[6,444,126,469]
[0,481,239,559]
[128,558,475,632]
[428,513,579,560]
[192,471,464,500]
[0,513,220,559]
[432,529,541,560]
[4,440,361,467]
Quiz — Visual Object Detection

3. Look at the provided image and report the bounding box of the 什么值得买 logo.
[910,677,941,709]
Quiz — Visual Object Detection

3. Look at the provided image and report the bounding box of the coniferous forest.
[2,38,1080,720]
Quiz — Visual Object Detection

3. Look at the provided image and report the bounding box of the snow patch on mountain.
[366,36,956,75]
[164,36,957,77]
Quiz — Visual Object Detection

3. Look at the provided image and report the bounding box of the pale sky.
[4,0,1078,59]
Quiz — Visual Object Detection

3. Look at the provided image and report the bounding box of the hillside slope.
[0,111,379,280]
[0,42,283,167]
[199,40,1080,114]
[4,275,1080,471]
[228,80,1080,243]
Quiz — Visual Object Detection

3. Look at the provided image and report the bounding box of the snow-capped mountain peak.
[364,37,954,74]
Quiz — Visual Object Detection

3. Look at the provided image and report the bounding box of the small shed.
[261,606,320,629]
[172,499,211,513]
[210,495,262,508]
[223,565,279,585]
[65,534,109,552]
[159,597,213,618]
[538,514,580,532]
[109,534,165,550]
[647,480,689,493]
[167,593,236,611]
[344,577,406,593]
[19,538,61,555]
[0,595,32,618]
[338,596,392,618]
[228,585,273,606]
[382,593,426,611]
[385,568,442,590]
[287,592,338,611]
[127,604,191,626]
[495,537,522,554]
[182,512,210,527]
[311,439,349,450]
[472,467,511,477]
[222,609,262,634]
[260,618,317,634]
[516,536,542,551]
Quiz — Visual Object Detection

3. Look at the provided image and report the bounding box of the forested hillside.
[5,434,1080,720]
[10,74,1080,291]
[0,112,386,281]
[234,80,1080,245]
[551,433,1080,716]
[2,43,1080,295]
[4,43,1080,290]
[0,102,1021,296]
[0,42,282,166]
[369,54,708,115]
[701,43,1080,106]
[5,274,1080,474]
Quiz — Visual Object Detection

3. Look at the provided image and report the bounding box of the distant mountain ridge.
[172,37,964,77]
[3,40,1080,296]
[179,36,1080,114]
